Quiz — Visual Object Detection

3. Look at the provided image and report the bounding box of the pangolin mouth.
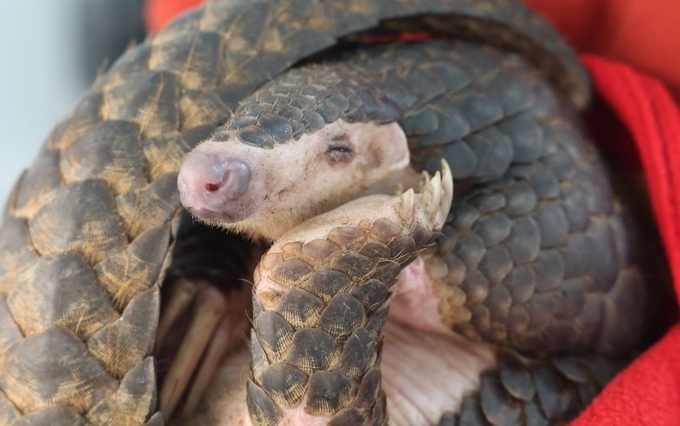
[186,206,240,224]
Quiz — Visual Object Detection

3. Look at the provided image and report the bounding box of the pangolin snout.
[178,151,251,222]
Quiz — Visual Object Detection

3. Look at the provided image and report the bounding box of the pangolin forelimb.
[247,161,453,425]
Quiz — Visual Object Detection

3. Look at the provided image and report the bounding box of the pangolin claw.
[396,188,415,226]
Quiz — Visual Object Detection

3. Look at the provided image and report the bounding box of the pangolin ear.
[364,122,410,181]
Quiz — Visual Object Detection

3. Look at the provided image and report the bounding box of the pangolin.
[0,0,654,425]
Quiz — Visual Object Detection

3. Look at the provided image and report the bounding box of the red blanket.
[145,2,680,424]
[568,56,680,426]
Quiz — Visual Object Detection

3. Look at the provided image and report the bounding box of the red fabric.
[145,2,680,425]
[144,0,203,35]
[520,0,680,102]
[570,55,680,425]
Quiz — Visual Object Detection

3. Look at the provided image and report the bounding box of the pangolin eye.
[326,136,356,163]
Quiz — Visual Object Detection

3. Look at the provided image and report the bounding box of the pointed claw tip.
[400,187,415,202]
[420,170,431,191]
[422,171,441,212]
[432,171,441,185]
[439,159,454,209]
[396,188,415,225]
[440,159,453,189]
[423,170,440,190]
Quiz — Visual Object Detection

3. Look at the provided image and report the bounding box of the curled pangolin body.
[0,0,648,424]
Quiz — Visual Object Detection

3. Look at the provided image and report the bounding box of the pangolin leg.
[156,276,254,419]
[159,283,228,418]
[247,161,453,425]
[155,278,197,348]
[182,285,252,416]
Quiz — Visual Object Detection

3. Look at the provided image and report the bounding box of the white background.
[0,1,85,206]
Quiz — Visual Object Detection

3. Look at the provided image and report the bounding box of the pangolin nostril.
[178,152,251,205]
[222,160,251,199]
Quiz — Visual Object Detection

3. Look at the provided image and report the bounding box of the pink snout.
[177,151,251,223]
